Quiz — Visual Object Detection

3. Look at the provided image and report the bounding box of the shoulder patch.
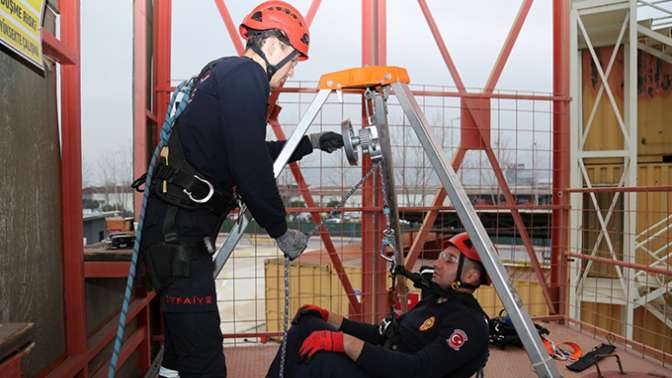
[419,316,436,331]
[447,329,468,351]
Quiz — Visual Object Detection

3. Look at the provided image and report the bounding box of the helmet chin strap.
[450,254,478,290]
[250,44,299,82]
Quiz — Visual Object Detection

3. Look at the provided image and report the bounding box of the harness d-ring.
[183,175,214,203]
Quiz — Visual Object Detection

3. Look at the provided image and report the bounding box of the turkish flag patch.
[447,329,468,351]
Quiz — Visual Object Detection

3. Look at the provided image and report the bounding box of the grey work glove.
[276,229,309,260]
[308,131,344,153]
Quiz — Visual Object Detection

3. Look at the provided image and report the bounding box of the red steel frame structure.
[37,1,154,376]
[41,0,572,376]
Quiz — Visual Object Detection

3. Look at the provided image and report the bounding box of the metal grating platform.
[224,323,672,377]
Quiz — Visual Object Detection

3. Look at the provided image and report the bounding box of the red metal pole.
[360,0,388,323]
[483,146,557,313]
[552,0,571,317]
[483,0,534,94]
[305,0,322,28]
[42,30,77,65]
[564,252,672,277]
[360,0,376,323]
[153,0,172,142]
[59,0,86,376]
[133,0,149,220]
[404,148,466,270]
[565,186,672,193]
[417,0,466,93]
[214,0,244,55]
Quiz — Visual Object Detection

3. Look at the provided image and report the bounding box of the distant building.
[83,185,133,213]
[82,210,120,245]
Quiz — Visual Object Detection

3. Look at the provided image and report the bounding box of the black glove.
[309,131,344,153]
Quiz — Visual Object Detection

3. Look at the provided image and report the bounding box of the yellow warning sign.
[0,0,46,70]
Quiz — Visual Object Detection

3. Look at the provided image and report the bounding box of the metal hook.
[183,175,214,203]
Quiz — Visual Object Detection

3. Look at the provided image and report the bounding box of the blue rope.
[108,79,194,378]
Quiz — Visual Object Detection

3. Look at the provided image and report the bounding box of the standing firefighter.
[139,2,344,376]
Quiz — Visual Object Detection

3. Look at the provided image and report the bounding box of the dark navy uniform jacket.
[142,56,313,312]
[340,294,489,378]
[143,56,313,249]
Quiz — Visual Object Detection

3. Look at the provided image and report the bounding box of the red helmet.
[239,1,310,61]
[443,232,492,286]
[444,232,479,261]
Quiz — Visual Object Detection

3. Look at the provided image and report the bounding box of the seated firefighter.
[266,232,491,378]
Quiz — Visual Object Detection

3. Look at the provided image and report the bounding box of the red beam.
[408,90,569,102]
[44,293,155,378]
[91,328,146,378]
[564,186,672,193]
[222,332,283,339]
[214,0,244,55]
[417,0,466,92]
[484,0,534,93]
[137,290,151,373]
[551,0,571,317]
[59,1,86,376]
[360,0,389,322]
[483,146,557,314]
[564,252,672,276]
[305,0,322,28]
[285,204,565,213]
[360,0,375,322]
[42,30,77,65]
[153,0,172,141]
[0,345,31,377]
[133,0,149,222]
[84,261,131,278]
[164,84,570,102]
[405,147,465,270]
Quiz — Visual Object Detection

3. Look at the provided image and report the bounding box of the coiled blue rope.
[108,78,194,378]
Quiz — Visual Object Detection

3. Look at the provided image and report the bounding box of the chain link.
[379,163,399,265]
[306,162,381,238]
[279,161,380,377]
[279,256,289,378]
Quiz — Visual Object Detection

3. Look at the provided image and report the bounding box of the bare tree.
[95,144,133,212]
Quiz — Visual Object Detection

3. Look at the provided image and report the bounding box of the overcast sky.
[80,1,555,186]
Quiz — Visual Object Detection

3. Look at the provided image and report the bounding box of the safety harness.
[132,122,235,214]
[130,60,239,290]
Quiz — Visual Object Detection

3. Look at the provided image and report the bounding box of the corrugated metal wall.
[0,48,65,374]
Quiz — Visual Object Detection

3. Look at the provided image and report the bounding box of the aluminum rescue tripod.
[213,66,561,378]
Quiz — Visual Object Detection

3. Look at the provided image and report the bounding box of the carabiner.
[183,175,214,203]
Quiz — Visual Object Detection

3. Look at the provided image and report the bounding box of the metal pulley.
[341,118,382,166]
